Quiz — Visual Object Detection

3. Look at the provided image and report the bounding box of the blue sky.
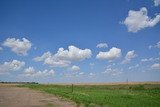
[0,0,160,83]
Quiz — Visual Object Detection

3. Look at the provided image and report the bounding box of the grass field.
[19,83,160,107]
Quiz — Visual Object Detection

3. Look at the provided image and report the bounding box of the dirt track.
[0,85,77,107]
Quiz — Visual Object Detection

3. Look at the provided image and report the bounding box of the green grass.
[18,84,160,107]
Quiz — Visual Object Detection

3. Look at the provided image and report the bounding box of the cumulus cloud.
[149,41,160,49]
[70,65,80,71]
[154,0,160,6]
[34,51,71,67]
[122,50,137,64]
[102,68,122,76]
[2,38,32,55]
[96,47,121,61]
[151,63,160,69]
[122,7,160,32]
[0,60,25,74]
[24,67,55,77]
[96,43,108,48]
[55,45,92,61]
[34,45,92,67]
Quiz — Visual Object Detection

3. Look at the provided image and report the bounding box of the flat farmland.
[19,82,160,107]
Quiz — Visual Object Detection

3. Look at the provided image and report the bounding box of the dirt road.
[0,85,77,107]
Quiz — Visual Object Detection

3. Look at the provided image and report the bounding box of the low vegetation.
[18,83,160,107]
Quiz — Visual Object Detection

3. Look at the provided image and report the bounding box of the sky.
[0,0,160,83]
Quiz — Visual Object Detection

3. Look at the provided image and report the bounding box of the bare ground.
[0,85,77,107]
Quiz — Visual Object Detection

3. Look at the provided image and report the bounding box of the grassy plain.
[18,82,160,107]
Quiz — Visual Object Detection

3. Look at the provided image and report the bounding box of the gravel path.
[0,85,77,107]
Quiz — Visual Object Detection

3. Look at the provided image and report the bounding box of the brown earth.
[0,85,77,107]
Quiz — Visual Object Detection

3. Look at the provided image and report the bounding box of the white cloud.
[122,50,137,64]
[102,68,122,76]
[24,67,55,77]
[149,41,160,49]
[122,7,160,32]
[45,58,70,67]
[141,57,160,62]
[96,47,121,61]
[2,38,32,55]
[151,63,160,69]
[125,50,137,59]
[89,72,95,76]
[96,43,108,48]
[0,60,25,74]
[34,45,92,67]
[55,45,92,61]
[34,51,71,67]
[70,65,80,71]
[154,0,160,6]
